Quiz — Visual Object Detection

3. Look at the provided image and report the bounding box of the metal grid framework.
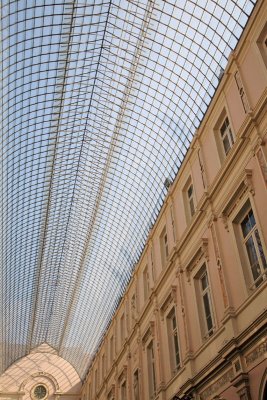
[0,0,256,378]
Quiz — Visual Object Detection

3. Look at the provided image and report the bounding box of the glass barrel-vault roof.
[0,0,256,378]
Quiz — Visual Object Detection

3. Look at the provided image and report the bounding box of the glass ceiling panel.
[0,0,256,377]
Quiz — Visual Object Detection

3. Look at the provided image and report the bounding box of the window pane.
[201,273,208,290]
[255,229,267,269]
[223,136,231,155]
[241,209,255,237]
[245,236,261,281]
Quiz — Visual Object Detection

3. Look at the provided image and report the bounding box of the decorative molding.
[185,238,209,281]
[221,169,254,228]
[231,372,252,400]
[245,339,267,366]
[19,371,59,391]
[200,368,234,400]
[142,321,155,348]
[159,285,177,318]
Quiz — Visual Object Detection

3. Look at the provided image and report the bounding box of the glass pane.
[255,229,267,269]
[172,314,176,330]
[201,273,208,290]
[223,136,231,155]
[203,293,213,331]
[241,209,255,238]
[245,236,261,281]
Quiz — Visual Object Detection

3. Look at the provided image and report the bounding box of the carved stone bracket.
[244,169,254,196]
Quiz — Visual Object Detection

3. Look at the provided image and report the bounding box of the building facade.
[0,1,267,400]
[80,2,267,400]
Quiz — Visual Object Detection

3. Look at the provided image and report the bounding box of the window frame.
[182,176,196,224]
[147,339,157,400]
[232,198,267,290]
[120,379,127,400]
[133,369,140,400]
[166,306,181,375]
[194,263,215,340]
[160,226,169,267]
[143,264,150,301]
[214,108,235,163]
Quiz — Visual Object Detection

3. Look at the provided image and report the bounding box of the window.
[147,340,157,399]
[238,206,267,288]
[160,226,169,266]
[110,335,114,365]
[95,368,98,394]
[120,380,127,400]
[167,308,180,374]
[214,109,236,162]
[33,385,47,400]
[195,265,214,339]
[234,71,249,113]
[102,353,105,380]
[220,116,235,156]
[133,370,140,400]
[88,383,92,400]
[143,265,150,301]
[187,184,195,217]
[183,177,196,223]
[120,313,125,344]
[107,389,114,400]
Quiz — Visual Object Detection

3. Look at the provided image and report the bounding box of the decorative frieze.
[200,368,234,400]
[245,339,267,366]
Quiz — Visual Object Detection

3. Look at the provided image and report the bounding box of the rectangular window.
[95,369,98,394]
[220,116,235,156]
[160,226,169,266]
[199,268,214,337]
[187,184,195,217]
[234,71,249,113]
[143,265,150,301]
[183,177,196,223]
[194,265,214,339]
[240,208,267,287]
[147,340,156,399]
[120,313,125,344]
[133,370,140,400]
[167,308,180,374]
[120,380,127,400]
[107,390,114,400]
[110,335,114,365]
[102,353,105,380]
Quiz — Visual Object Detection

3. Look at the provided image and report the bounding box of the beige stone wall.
[0,344,81,400]
[81,1,267,399]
